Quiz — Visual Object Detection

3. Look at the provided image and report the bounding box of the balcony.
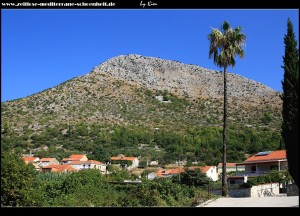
[235,171,269,177]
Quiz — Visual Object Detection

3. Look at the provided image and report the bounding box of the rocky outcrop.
[92,54,280,100]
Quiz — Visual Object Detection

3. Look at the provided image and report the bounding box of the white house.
[61,154,88,164]
[111,154,139,170]
[237,150,287,174]
[151,166,218,181]
[189,166,219,181]
[39,158,59,167]
[228,150,288,184]
[69,160,106,173]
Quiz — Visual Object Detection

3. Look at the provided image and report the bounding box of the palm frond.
[208,21,246,70]
[222,21,230,33]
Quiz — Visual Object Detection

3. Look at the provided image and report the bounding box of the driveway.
[198,196,299,207]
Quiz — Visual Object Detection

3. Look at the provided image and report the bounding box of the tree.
[281,18,299,187]
[1,150,43,206]
[208,21,246,196]
[180,169,210,186]
[91,145,110,162]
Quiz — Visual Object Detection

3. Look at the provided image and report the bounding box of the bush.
[246,170,287,186]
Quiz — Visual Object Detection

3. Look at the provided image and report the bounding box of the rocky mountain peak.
[91,54,279,100]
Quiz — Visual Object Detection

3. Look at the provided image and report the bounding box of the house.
[23,157,40,163]
[159,168,185,177]
[188,166,219,181]
[61,154,88,164]
[150,166,218,181]
[237,150,287,175]
[41,164,77,173]
[228,150,287,184]
[111,154,139,170]
[39,158,59,167]
[23,157,40,171]
[69,160,106,173]
[217,162,245,175]
[149,168,185,179]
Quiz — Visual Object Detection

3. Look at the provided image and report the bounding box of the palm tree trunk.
[222,67,228,197]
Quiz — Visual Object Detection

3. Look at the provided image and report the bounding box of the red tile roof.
[69,160,105,165]
[40,158,56,162]
[156,168,185,177]
[217,163,237,167]
[42,164,76,173]
[68,161,82,165]
[23,157,39,162]
[111,154,137,161]
[188,166,214,173]
[243,150,286,164]
[87,160,105,165]
[69,154,86,160]
[169,167,185,175]
[155,166,215,177]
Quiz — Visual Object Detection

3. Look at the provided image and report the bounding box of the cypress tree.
[281,18,299,187]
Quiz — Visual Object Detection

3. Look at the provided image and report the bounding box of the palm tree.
[208,21,246,196]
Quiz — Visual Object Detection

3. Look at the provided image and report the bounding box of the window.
[251,166,256,173]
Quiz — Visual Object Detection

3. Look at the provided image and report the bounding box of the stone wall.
[287,183,299,196]
[211,183,280,198]
[211,188,251,198]
[250,183,280,197]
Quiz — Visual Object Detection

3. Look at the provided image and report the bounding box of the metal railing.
[235,171,269,177]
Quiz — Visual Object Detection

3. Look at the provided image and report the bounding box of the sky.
[2,9,299,102]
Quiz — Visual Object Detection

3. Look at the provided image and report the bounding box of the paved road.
[198,196,299,207]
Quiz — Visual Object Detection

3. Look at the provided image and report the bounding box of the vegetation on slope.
[1,150,209,207]
[2,121,281,165]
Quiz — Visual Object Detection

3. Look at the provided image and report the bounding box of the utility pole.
[178,156,181,183]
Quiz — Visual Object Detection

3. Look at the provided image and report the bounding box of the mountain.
[2,54,282,136]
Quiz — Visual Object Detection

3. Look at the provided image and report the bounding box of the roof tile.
[188,166,213,173]
[23,157,39,162]
[245,150,286,163]
[40,158,56,162]
[42,164,76,172]
[70,154,86,160]
[217,163,237,167]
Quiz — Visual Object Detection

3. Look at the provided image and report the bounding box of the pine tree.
[281,18,299,187]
